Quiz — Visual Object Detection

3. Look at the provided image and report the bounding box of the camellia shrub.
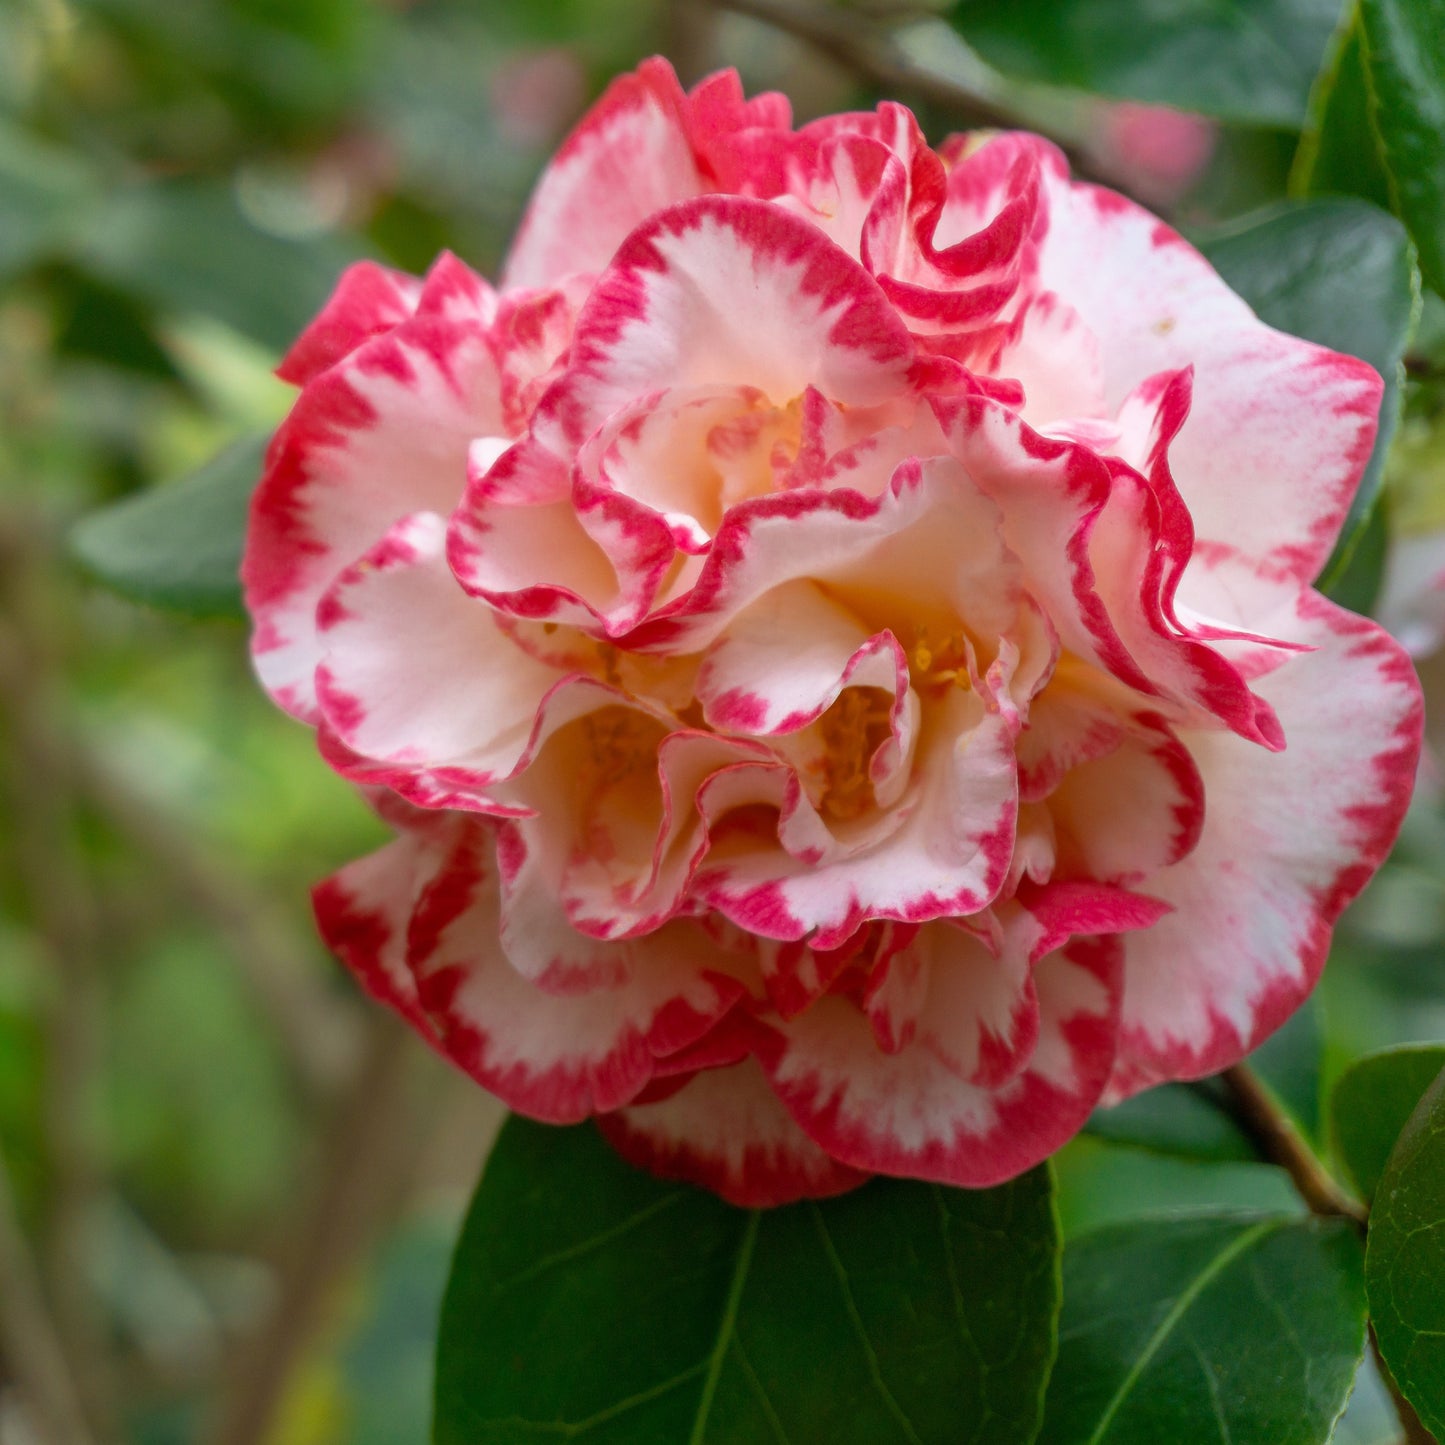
[67,24,1445,1445]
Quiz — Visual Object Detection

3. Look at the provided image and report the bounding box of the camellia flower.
[243,59,1422,1206]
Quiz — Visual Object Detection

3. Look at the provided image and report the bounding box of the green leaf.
[1052,1137,1304,1241]
[1085,1085,1254,1163]
[72,181,366,353]
[435,1118,1060,1445]
[1365,1063,1445,1436]
[1198,199,1418,596]
[1039,1213,1366,1445]
[71,434,265,619]
[946,0,1342,128]
[0,122,97,285]
[1359,0,1445,296]
[1331,1044,1445,1203]
[1291,6,1394,209]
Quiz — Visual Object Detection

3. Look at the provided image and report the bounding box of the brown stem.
[1221,1066,1438,1444]
[1219,1064,1366,1228]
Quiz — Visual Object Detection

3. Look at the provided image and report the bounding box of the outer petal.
[244,316,506,721]
[599,1057,868,1207]
[1109,584,1422,1094]
[276,261,421,386]
[761,937,1122,1187]
[1036,172,1382,581]
[346,821,751,1121]
[312,832,440,1044]
[502,57,704,289]
[313,512,556,780]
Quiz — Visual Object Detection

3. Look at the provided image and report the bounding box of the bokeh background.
[3,1,1445,1442]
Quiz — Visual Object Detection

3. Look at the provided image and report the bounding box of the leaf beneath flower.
[1365,1061,1445,1436]
[71,433,265,620]
[434,1117,1060,1445]
[1039,1212,1366,1445]
[1331,1043,1445,1204]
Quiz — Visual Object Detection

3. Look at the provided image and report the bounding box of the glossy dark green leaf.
[1292,6,1394,210]
[1085,1084,1254,1163]
[1199,199,1417,595]
[1053,1137,1303,1241]
[72,182,365,353]
[71,435,265,619]
[435,1118,1060,1445]
[947,0,1342,128]
[1359,0,1445,296]
[1331,1044,1445,1203]
[1040,1213,1366,1445]
[1366,1064,1445,1436]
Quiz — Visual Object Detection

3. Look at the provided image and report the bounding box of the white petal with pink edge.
[276,260,421,386]
[313,511,556,779]
[380,821,750,1122]
[599,1056,869,1207]
[502,58,704,290]
[244,316,506,721]
[1036,173,1383,582]
[761,937,1121,1186]
[532,195,918,461]
[700,689,1017,949]
[1108,587,1422,1095]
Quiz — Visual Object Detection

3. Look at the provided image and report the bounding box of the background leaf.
[1085,1084,1255,1163]
[0,119,98,284]
[1291,5,1394,209]
[71,434,265,619]
[1365,1063,1445,1436]
[1358,0,1445,295]
[435,1117,1060,1445]
[1331,1044,1445,1203]
[1039,1213,1366,1445]
[946,0,1343,128]
[73,182,367,353]
[1198,198,1418,600]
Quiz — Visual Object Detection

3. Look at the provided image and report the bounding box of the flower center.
[908,626,975,694]
[815,687,894,822]
[574,706,669,865]
[707,393,806,510]
[579,706,660,789]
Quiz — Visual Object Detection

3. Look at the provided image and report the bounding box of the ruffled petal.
[313,512,556,782]
[1036,172,1383,582]
[373,821,750,1121]
[599,1057,868,1207]
[761,936,1122,1187]
[532,194,919,460]
[502,57,704,290]
[244,316,505,721]
[1109,585,1422,1093]
[276,260,422,386]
